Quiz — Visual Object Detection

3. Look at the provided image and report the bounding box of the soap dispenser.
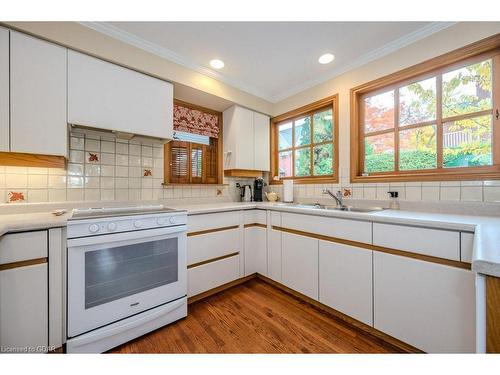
[388,191,400,210]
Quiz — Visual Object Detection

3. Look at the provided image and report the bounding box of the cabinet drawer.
[281,212,371,244]
[373,223,460,261]
[188,254,240,297]
[243,209,267,225]
[0,231,48,265]
[187,228,240,266]
[188,211,240,233]
[460,232,474,263]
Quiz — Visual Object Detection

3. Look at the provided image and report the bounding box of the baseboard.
[187,272,422,353]
[187,274,257,304]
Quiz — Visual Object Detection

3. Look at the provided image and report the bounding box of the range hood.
[69,123,170,144]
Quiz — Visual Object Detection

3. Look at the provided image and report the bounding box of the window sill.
[162,183,229,187]
[269,177,339,185]
[350,166,500,183]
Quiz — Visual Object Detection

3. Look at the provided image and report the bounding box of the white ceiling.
[82,22,455,103]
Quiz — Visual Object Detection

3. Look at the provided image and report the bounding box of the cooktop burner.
[70,204,181,220]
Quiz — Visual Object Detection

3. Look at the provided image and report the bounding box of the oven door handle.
[67,225,186,248]
[67,298,186,347]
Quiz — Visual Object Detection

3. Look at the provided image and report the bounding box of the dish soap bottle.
[388,191,400,210]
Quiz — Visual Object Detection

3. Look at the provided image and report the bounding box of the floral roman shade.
[173,104,219,138]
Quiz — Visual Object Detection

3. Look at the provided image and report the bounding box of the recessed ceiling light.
[209,59,225,69]
[318,53,335,64]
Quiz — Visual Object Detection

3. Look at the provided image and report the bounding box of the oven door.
[67,225,186,338]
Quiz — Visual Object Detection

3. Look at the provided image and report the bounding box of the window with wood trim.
[271,95,339,183]
[351,34,500,182]
[164,100,222,184]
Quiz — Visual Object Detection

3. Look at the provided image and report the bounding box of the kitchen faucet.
[322,188,346,209]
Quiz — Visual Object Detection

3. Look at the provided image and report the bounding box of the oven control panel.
[67,212,188,239]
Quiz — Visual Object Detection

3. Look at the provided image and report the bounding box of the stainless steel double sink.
[274,202,386,213]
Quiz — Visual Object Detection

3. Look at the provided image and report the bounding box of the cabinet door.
[267,229,282,282]
[244,226,267,276]
[10,31,67,156]
[0,28,8,152]
[319,241,373,326]
[373,252,475,353]
[223,106,254,170]
[68,50,173,139]
[0,264,49,353]
[253,112,270,171]
[235,106,254,170]
[282,232,318,300]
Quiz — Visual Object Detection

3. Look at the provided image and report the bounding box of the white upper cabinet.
[223,106,254,170]
[0,28,8,152]
[223,105,270,171]
[253,111,270,171]
[10,31,67,156]
[68,50,173,139]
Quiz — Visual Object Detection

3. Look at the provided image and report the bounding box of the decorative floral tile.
[342,188,352,198]
[87,152,99,163]
[8,191,25,203]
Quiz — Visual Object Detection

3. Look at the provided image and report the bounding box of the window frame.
[163,100,223,185]
[350,34,500,183]
[271,95,339,184]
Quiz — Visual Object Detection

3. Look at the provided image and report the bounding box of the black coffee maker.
[253,178,264,202]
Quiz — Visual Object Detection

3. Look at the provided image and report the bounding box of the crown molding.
[79,21,275,102]
[80,21,456,104]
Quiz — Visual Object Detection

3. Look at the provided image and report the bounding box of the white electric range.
[65,205,187,353]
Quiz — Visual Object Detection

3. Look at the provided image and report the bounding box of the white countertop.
[0,211,71,237]
[1,201,499,277]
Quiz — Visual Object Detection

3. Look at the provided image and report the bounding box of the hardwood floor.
[110,279,403,354]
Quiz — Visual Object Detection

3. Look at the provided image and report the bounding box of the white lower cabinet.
[373,251,475,353]
[319,241,373,326]
[187,227,240,266]
[244,226,267,276]
[267,229,282,282]
[282,232,318,300]
[0,229,65,353]
[0,263,48,353]
[188,254,241,297]
[187,211,243,298]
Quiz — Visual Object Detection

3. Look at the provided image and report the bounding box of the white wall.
[0,128,251,204]
[269,22,500,203]
[273,22,500,174]
[2,22,500,205]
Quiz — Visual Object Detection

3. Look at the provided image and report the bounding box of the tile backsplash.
[1,128,499,205]
[0,128,250,204]
[267,168,500,204]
